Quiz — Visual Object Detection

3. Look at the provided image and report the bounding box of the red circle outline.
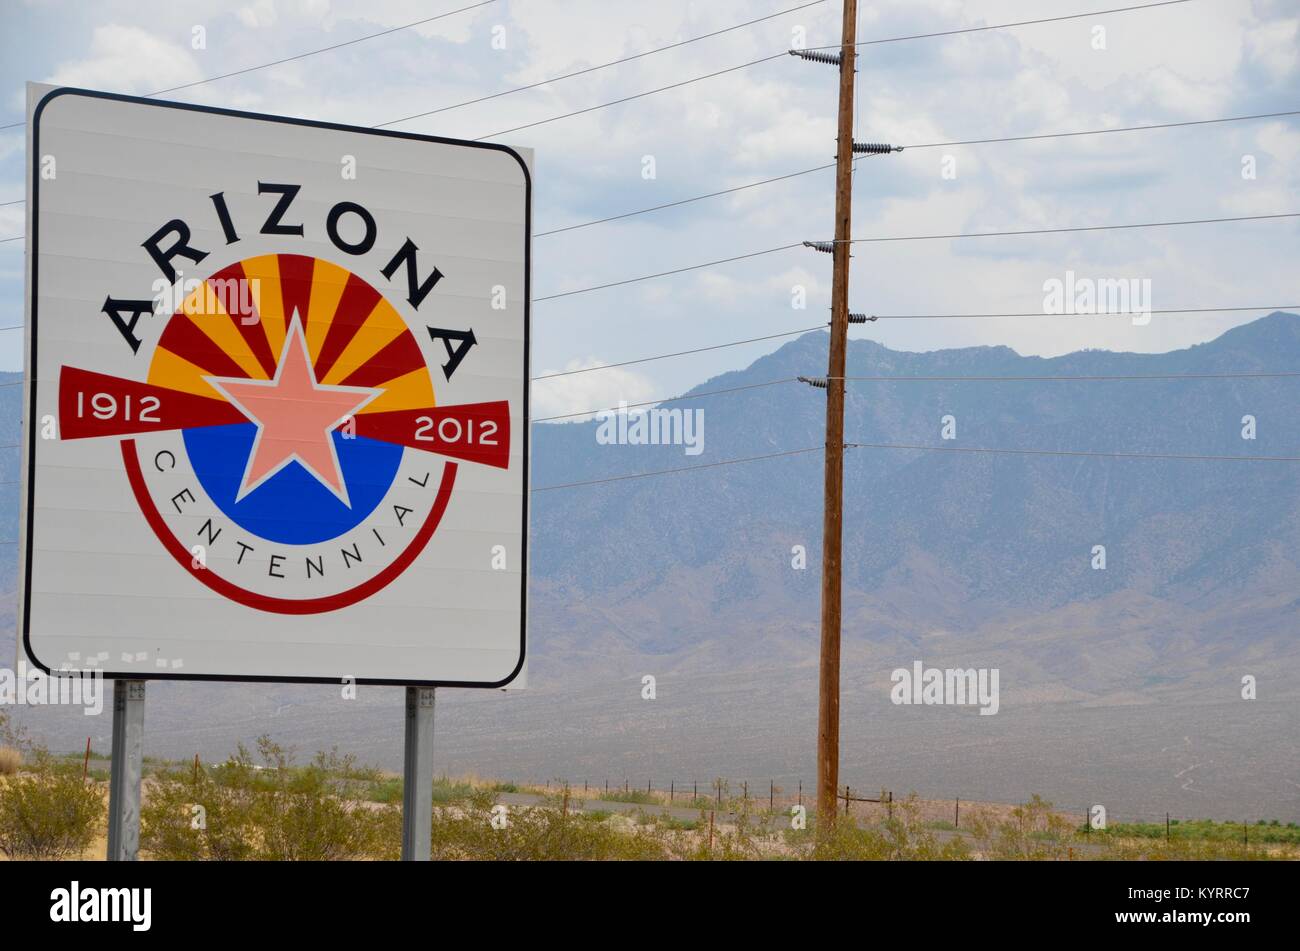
[122,438,457,614]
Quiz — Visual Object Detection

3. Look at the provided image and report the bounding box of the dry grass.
[0,748,20,777]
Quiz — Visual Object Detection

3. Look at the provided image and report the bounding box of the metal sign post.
[400,686,437,861]
[106,679,146,861]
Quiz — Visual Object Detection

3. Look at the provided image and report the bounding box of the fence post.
[670,781,675,802]
[1166,812,1170,841]
[798,780,802,807]
[844,786,850,816]
[647,779,651,794]
[770,780,774,813]
[742,781,747,802]
[955,797,960,829]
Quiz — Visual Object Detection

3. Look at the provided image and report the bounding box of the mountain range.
[3,312,1298,820]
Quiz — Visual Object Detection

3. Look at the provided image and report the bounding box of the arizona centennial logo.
[56,182,511,614]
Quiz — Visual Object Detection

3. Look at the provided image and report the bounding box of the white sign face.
[20,87,529,686]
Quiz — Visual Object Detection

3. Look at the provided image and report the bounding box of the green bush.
[964,795,1079,860]
[789,795,970,861]
[141,737,396,860]
[427,791,670,860]
[141,750,260,860]
[0,752,103,859]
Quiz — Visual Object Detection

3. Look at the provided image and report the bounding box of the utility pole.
[792,0,901,830]
[817,0,857,832]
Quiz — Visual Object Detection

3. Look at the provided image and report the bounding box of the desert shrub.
[599,788,660,805]
[787,795,970,861]
[141,750,260,860]
[427,790,670,860]
[247,737,391,861]
[142,739,395,860]
[0,707,29,757]
[965,795,1080,860]
[0,751,103,859]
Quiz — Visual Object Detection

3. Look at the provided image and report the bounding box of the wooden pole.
[955,797,960,829]
[816,0,859,832]
[82,737,91,782]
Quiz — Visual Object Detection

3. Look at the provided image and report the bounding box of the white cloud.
[530,359,658,422]
[47,25,203,95]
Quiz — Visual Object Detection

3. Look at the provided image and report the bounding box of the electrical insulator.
[852,141,902,155]
[848,313,878,323]
[797,375,828,389]
[802,240,835,254]
[788,48,842,67]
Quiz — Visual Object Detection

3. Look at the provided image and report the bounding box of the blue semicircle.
[182,423,403,545]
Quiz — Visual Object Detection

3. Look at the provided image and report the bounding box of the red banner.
[353,401,511,468]
[59,366,246,439]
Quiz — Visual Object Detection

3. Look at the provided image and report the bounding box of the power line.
[841,211,1300,245]
[862,305,1300,319]
[903,110,1300,151]
[836,370,1300,382]
[530,306,1298,382]
[473,51,790,142]
[531,446,824,491]
[8,304,1292,338]
[0,0,501,132]
[480,5,1215,142]
[808,0,1199,50]
[534,243,802,301]
[389,0,1195,133]
[845,441,1300,463]
[379,0,828,129]
[532,434,1300,493]
[0,0,1203,137]
[532,378,795,423]
[534,110,1300,238]
[2,110,1293,233]
[535,163,837,237]
[531,214,1294,303]
[531,326,828,379]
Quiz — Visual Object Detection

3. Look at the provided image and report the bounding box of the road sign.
[20,85,529,686]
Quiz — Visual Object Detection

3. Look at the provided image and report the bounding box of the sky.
[0,0,1297,420]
